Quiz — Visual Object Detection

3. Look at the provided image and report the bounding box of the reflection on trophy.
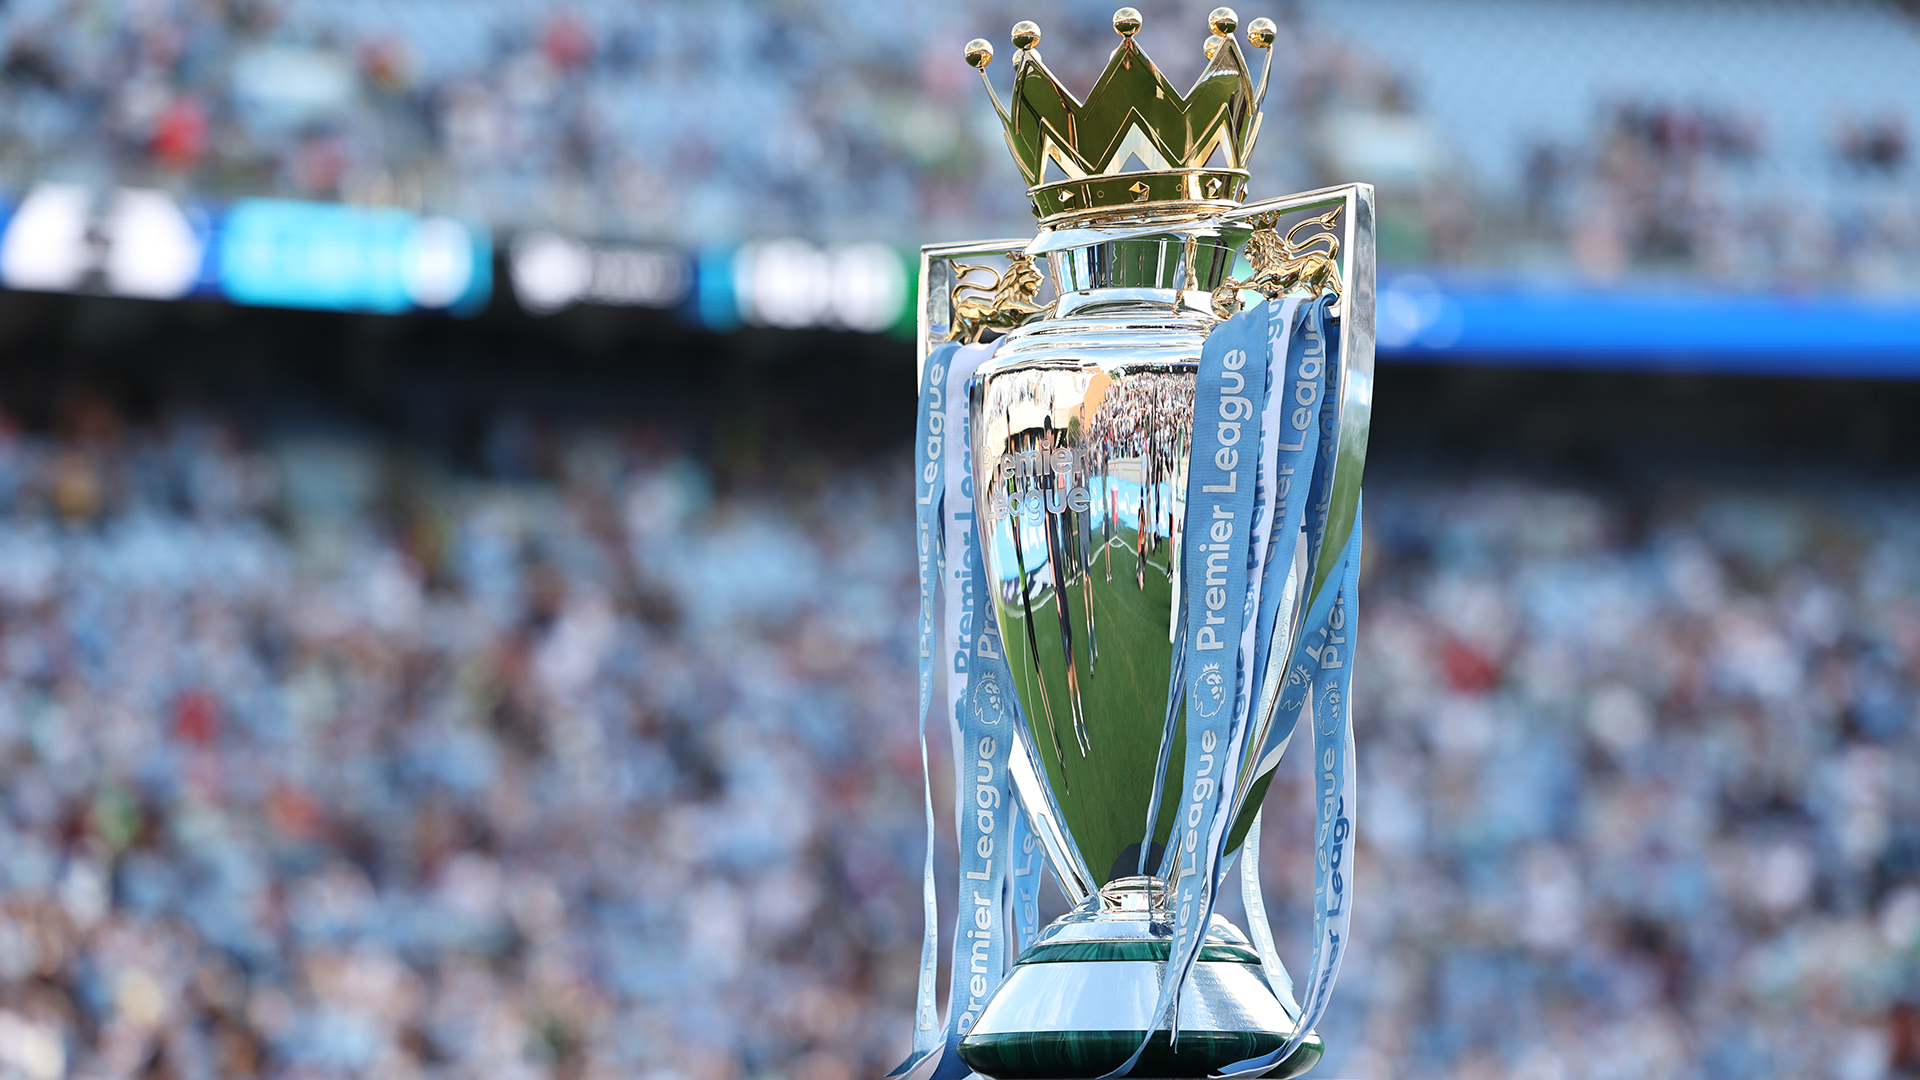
[910,7,1374,1079]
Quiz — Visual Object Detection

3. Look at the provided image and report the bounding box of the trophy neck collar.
[1038,223,1244,309]
[1053,287,1218,320]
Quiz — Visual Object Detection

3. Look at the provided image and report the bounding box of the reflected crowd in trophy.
[1084,375,1195,482]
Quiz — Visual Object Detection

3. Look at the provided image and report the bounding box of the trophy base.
[961,1029,1316,1079]
[958,878,1322,1080]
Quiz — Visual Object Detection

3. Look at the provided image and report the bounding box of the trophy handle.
[1219,182,1377,854]
[916,239,1042,381]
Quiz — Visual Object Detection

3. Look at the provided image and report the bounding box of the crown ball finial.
[1204,34,1223,59]
[1112,8,1142,37]
[1208,7,1239,36]
[964,38,995,68]
[1247,16,1276,48]
[1011,20,1041,51]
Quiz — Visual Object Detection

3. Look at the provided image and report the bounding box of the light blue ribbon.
[901,297,1362,1080]
[1142,296,1317,887]
[934,536,1020,1077]
[890,338,1029,1076]
[1247,297,1334,740]
[897,341,1028,1080]
[1219,514,1361,1077]
[1217,297,1360,1076]
[936,341,1020,1076]
[1105,301,1274,1077]
[1009,805,1044,956]
[1112,295,1363,1080]
[889,341,957,1079]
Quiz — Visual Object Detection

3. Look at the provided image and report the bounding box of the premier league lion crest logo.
[1193,661,1227,719]
[1318,680,1344,735]
[972,670,1007,725]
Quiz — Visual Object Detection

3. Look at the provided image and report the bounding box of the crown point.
[1208,7,1239,36]
[1112,8,1142,37]
[1204,34,1224,59]
[964,38,994,68]
[1247,17,1277,48]
[1011,21,1041,51]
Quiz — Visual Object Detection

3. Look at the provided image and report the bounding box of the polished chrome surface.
[1048,231,1240,300]
[972,269,1208,891]
[954,187,1374,898]
[967,876,1302,1042]
[1025,875,1242,946]
[1036,875,1191,944]
[966,956,1291,1036]
[1007,729,1096,902]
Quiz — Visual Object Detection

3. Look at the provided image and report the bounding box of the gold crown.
[966,7,1277,224]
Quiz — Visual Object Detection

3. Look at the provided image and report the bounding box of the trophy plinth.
[960,878,1324,1079]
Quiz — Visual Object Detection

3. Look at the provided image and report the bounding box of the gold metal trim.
[917,239,1035,379]
[968,10,1278,226]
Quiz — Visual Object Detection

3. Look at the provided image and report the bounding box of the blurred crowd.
[0,408,930,1080]
[0,0,1046,243]
[1308,477,1920,1080]
[0,403,1911,1079]
[1,0,1913,287]
[1515,100,1920,290]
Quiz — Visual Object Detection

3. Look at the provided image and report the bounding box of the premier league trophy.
[897,9,1372,1079]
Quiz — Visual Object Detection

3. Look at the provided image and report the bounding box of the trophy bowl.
[950,206,1360,1079]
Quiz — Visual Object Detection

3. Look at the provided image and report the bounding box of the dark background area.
[6,285,1917,486]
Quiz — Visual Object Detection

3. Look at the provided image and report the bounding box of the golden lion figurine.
[948,251,1049,344]
[1211,207,1344,320]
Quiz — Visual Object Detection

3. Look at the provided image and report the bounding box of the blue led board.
[1379,275,1920,378]
[216,199,490,315]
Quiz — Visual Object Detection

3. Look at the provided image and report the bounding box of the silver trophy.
[917,9,1374,1078]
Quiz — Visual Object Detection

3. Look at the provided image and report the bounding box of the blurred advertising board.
[6,183,1918,377]
[506,232,914,337]
[0,185,491,315]
[729,240,908,334]
[0,183,215,299]
[218,200,490,314]
[1379,273,1920,377]
[508,233,691,316]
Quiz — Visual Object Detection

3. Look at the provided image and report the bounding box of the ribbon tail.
[1214,509,1363,1078]
[1239,810,1300,1021]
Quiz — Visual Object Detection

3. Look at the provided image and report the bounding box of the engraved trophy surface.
[918,9,1374,1077]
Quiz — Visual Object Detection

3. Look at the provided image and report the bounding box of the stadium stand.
[0,301,1908,1078]
[2,0,1915,284]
